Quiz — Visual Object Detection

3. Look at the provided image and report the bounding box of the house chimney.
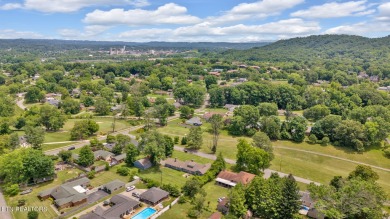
[174,158,177,162]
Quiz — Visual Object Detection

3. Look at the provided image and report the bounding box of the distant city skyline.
[0,0,389,42]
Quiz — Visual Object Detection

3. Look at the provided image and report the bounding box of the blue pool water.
[132,207,157,219]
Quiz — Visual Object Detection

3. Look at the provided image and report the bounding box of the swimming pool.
[132,207,157,219]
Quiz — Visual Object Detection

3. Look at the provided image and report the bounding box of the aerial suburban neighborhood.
[0,1,390,219]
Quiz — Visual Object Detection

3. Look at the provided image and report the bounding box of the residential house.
[213,69,224,72]
[209,212,222,219]
[139,187,169,206]
[237,78,247,83]
[202,112,225,121]
[164,158,211,175]
[238,64,247,68]
[102,143,116,151]
[19,135,30,148]
[250,66,260,70]
[94,150,114,162]
[299,191,314,208]
[173,102,182,109]
[369,75,379,82]
[307,208,325,219]
[185,117,203,126]
[110,105,122,112]
[134,157,153,170]
[102,180,125,194]
[217,198,229,214]
[38,177,90,210]
[215,170,255,188]
[111,154,126,166]
[224,104,240,112]
[216,198,252,218]
[45,97,60,108]
[71,88,81,97]
[79,194,141,219]
[209,71,221,77]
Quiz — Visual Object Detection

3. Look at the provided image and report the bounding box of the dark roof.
[114,153,126,161]
[103,143,116,151]
[103,180,125,192]
[140,187,169,204]
[79,212,104,219]
[103,195,140,218]
[134,157,153,169]
[94,150,114,159]
[80,194,140,219]
[164,158,211,175]
[185,117,202,125]
[38,177,90,206]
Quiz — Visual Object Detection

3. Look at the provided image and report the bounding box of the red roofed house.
[215,170,255,188]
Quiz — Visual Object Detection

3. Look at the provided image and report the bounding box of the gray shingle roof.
[103,180,125,192]
[140,187,169,204]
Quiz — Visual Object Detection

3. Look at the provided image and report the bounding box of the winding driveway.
[0,189,12,219]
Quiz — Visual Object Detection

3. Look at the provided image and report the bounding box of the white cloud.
[377,2,390,21]
[83,3,201,26]
[291,1,373,18]
[324,21,390,35]
[114,19,320,42]
[0,3,23,10]
[0,0,150,13]
[207,0,304,25]
[0,29,45,39]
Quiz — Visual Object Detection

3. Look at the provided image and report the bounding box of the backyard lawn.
[159,182,229,219]
[5,169,83,219]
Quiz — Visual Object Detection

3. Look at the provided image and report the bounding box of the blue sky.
[0,0,389,42]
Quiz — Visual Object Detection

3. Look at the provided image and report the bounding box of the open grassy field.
[5,169,83,219]
[156,119,390,195]
[43,117,130,145]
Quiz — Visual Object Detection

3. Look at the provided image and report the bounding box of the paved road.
[0,189,12,219]
[274,146,390,172]
[174,146,321,185]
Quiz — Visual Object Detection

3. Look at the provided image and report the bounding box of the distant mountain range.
[221,34,390,62]
[0,39,271,51]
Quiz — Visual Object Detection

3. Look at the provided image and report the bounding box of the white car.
[126,186,135,192]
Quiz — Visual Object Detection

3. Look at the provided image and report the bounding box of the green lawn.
[90,165,130,187]
[42,117,131,145]
[275,140,390,169]
[272,147,390,194]
[5,169,83,219]
[159,182,229,219]
[156,120,390,195]
[137,166,191,188]
[42,142,74,151]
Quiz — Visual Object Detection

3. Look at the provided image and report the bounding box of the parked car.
[68,146,76,150]
[132,192,140,198]
[126,186,135,192]
[20,189,33,195]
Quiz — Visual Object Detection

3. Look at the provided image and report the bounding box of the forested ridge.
[222,34,390,62]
